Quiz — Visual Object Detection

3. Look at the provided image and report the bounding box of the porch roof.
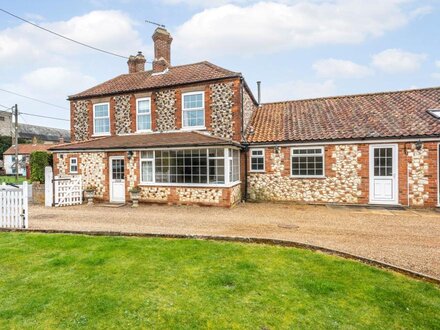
[48,131,241,152]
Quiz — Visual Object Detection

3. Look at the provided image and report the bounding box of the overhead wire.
[0,88,69,111]
[0,8,130,60]
[19,112,69,122]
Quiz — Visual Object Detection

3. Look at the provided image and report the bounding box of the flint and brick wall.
[70,78,252,143]
[248,142,438,207]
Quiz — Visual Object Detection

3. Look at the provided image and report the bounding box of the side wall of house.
[70,78,246,143]
[248,142,438,207]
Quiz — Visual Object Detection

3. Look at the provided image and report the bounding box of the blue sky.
[0,0,439,130]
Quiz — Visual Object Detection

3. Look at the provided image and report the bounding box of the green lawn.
[0,233,439,329]
[0,175,26,184]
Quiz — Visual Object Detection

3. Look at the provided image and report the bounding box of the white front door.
[369,144,398,205]
[110,157,125,203]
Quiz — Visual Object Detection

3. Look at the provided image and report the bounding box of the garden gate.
[0,182,28,228]
[54,175,83,207]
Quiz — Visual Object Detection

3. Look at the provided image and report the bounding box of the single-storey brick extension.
[50,27,440,208]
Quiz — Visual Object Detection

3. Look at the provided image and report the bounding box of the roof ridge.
[19,123,69,132]
[201,61,241,76]
[68,73,128,99]
[49,136,109,149]
[262,86,440,106]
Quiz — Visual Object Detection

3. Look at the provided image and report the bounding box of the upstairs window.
[137,98,151,131]
[182,92,205,129]
[93,103,110,135]
[250,149,265,172]
[70,157,78,173]
[291,147,324,177]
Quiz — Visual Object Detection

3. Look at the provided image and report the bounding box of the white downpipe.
[407,162,410,207]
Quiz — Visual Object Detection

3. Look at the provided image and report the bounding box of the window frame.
[181,91,205,130]
[136,97,152,133]
[140,151,155,184]
[69,157,78,174]
[250,148,265,172]
[290,146,325,178]
[93,102,111,136]
[139,147,240,187]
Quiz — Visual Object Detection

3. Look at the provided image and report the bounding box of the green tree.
[29,151,52,183]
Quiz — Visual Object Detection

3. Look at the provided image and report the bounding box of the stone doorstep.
[97,203,126,208]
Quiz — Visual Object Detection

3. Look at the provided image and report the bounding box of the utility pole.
[14,104,18,181]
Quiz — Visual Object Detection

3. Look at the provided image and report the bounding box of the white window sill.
[290,175,326,179]
[250,170,265,173]
[180,126,206,131]
[135,130,153,134]
[92,133,111,137]
[139,181,241,188]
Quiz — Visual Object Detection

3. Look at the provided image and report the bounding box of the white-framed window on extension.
[182,91,205,129]
[137,97,151,132]
[250,149,265,172]
[93,102,110,135]
[140,151,154,183]
[139,147,240,186]
[291,146,325,178]
[228,149,240,182]
[70,157,78,174]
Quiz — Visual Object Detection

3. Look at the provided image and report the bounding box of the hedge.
[30,151,52,183]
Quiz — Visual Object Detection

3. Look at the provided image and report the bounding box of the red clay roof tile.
[247,87,440,143]
[4,144,53,155]
[69,61,241,99]
[49,131,240,151]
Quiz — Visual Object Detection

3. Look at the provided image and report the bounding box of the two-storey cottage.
[51,28,257,207]
[51,27,440,208]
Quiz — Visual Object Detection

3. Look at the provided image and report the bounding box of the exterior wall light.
[127,151,134,159]
[415,140,422,151]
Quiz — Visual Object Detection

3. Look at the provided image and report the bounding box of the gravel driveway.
[29,202,440,279]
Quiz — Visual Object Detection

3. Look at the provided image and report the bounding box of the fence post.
[45,166,53,207]
[22,181,28,228]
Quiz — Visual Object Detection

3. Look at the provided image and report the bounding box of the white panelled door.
[369,144,398,205]
[110,157,125,203]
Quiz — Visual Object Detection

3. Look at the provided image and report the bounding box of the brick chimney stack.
[127,51,146,74]
[152,27,172,72]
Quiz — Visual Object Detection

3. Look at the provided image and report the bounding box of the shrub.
[30,151,52,183]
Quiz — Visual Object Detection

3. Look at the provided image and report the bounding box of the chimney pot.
[127,51,146,74]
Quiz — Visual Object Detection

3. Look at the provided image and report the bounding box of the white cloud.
[263,79,337,102]
[435,60,440,68]
[0,10,147,65]
[313,59,372,79]
[174,0,422,58]
[21,67,97,95]
[0,67,97,129]
[371,49,427,73]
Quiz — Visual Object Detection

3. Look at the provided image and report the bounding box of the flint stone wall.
[210,82,234,139]
[73,100,89,141]
[155,90,177,131]
[114,95,132,134]
[248,145,362,203]
[408,143,429,206]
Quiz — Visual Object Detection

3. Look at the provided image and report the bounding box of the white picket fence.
[0,182,29,229]
[54,175,83,207]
